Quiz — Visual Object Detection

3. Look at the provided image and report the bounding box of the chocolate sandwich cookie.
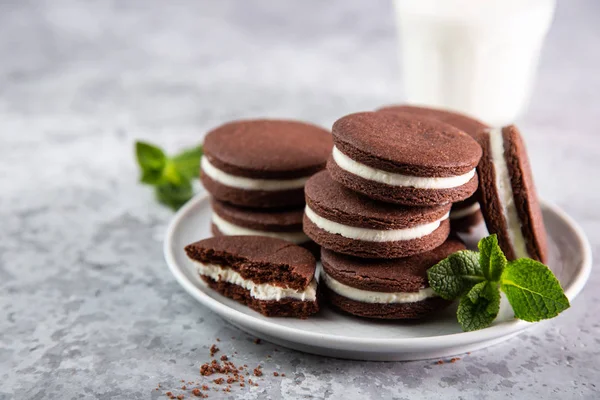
[201,119,332,208]
[377,105,488,231]
[210,199,320,257]
[320,237,466,319]
[449,198,483,233]
[476,125,548,262]
[185,236,319,318]
[303,171,451,259]
[327,112,482,206]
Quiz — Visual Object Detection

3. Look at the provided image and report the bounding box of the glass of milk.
[394,0,556,126]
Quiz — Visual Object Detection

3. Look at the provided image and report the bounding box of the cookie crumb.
[281,373,286,377]
[177,395,185,400]
[273,372,279,377]
[165,392,173,397]
[216,338,220,342]
[253,366,263,377]
[436,360,444,365]
[213,378,224,385]
[181,385,187,390]
[202,385,209,391]
[450,357,461,363]
[253,338,261,345]
[209,345,219,357]
[220,355,228,361]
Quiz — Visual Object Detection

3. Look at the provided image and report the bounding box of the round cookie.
[327,111,482,206]
[377,105,488,231]
[377,104,488,139]
[476,125,548,262]
[201,119,332,208]
[210,199,320,257]
[320,237,466,319]
[303,171,451,259]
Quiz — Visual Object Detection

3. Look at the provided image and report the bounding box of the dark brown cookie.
[377,105,488,138]
[378,105,487,230]
[476,125,548,262]
[328,112,481,206]
[320,238,465,319]
[449,197,483,233]
[303,171,451,258]
[202,277,319,319]
[210,199,319,258]
[201,119,332,208]
[185,236,319,318]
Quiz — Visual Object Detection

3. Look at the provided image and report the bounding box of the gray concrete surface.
[1,0,599,398]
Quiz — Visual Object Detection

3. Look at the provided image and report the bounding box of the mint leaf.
[172,146,203,179]
[478,234,506,281]
[136,141,167,185]
[458,281,501,332]
[427,250,485,300]
[155,180,194,211]
[500,258,570,322]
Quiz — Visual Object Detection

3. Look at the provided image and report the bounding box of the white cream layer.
[449,202,481,220]
[212,212,310,244]
[194,261,317,302]
[201,156,309,191]
[489,127,529,258]
[305,205,449,242]
[332,146,476,189]
[321,270,436,304]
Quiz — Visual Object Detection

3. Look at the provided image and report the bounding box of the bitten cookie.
[210,199,319,257]
[320,237,466,319]
[476,125,548,262]
[327,112,482,206]
[378,105,488,231]
[201,119,332,208]
[303,171,451,259]
[185,236,319,318]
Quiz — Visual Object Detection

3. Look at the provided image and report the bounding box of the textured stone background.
[1,0,599,399]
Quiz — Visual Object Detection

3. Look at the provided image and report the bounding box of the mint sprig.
[428,234,570,332]
[135,141,202,210]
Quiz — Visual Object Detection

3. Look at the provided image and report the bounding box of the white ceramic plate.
[164,192,592,361]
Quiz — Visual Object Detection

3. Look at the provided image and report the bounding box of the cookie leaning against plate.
[185,236,319,318]
[476,125,548,262]
[303,171,451,259]
[320,237,466,319]
[377,105,488,231]
[201,119,332,208]
[210,199,320,257]
[327,112,482,206]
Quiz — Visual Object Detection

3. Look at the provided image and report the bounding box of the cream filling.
[201,156,309,191]
[305,206,449,242]
[212,212,310,244]
[194,261,317,302]
[489,127,529,258]
[332,146,476,189]
[449,202,481,220]
[321,270,436,304]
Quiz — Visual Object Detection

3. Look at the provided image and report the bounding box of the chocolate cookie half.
[210,199,320,257]
[201,119,332,208]
[303,171,451,259]
[476,125,548,262]
[378,105,488,231]
[185,236,319,318]
[320,237,465,319]
[327,112,482,206]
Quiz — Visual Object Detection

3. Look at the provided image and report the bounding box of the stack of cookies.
[199,119,333,257]
[303,111,483,319]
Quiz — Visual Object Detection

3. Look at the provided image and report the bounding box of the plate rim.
[164,192,592,350]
